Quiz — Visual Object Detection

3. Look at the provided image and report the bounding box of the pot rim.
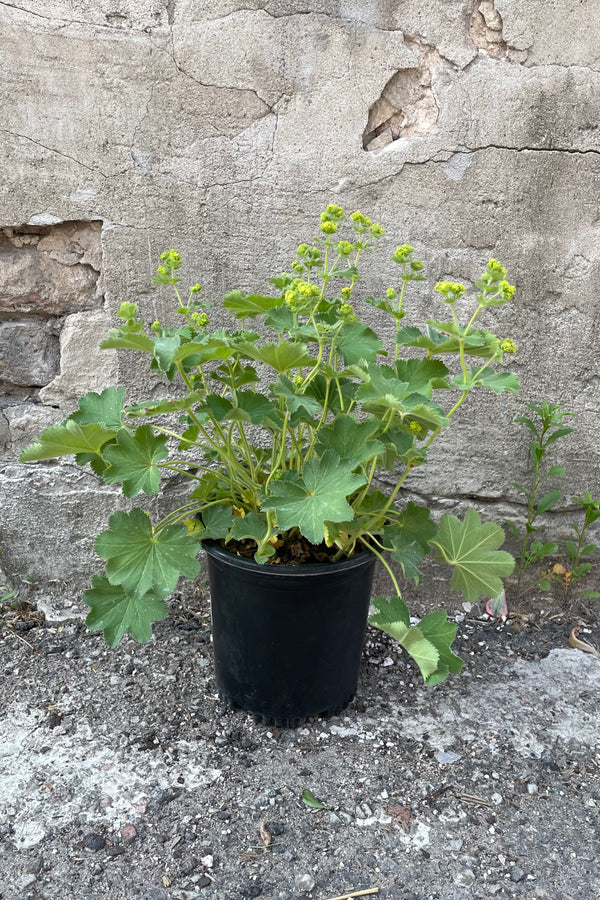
[202,539,375,577]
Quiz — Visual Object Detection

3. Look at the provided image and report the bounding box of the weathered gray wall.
[1,0,599,595]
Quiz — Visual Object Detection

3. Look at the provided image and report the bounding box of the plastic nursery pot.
[203,541,377,727]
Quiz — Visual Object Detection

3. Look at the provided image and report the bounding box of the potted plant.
[20,205,518,725]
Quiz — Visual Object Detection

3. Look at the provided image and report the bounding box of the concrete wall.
[1,0,599,596]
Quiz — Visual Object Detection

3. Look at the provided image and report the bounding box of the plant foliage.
[20,209,520,680]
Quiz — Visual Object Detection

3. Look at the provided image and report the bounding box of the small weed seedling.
[506,402,599,605]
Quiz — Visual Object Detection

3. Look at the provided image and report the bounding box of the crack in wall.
[0,127,110,177]
[0,0,168,33]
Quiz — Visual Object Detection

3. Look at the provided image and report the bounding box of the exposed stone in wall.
[39,309,118,407]
[0,320,60,387]
[363,39,446,151]
[0,221,103,397]
[470,0,530,64]
[0,221,102,317]
[470,0,507,60]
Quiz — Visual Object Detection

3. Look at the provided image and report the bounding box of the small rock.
[197,876,212,888]
[527,783,538,794]
[120,824,137,843]
[435,750,462,765]
[82,833,106,852]
[200,854,213,868]
[264,821,284,835]
[295,873,315,892]
[453,869,475,887]
[511,867,526,883]
[447,839,463,851]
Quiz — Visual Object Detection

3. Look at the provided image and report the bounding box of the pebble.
[527,782,538,794]
[453,869,475,887]
[511,867,526,883]
[120,824,137,843]
[82,833,106,852]
[295,873,315,892]
[435,750,462,765]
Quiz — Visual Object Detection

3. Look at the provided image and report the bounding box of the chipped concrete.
[1,0,599,589]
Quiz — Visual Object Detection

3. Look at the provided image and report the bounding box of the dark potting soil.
[215,534,357,566]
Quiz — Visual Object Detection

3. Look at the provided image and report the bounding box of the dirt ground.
[1,577,599,900]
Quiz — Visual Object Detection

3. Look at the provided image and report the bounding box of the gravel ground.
[1,585,599,900]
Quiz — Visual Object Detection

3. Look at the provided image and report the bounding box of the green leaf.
[102,427,168,497]
[70,387,126,428]
[430,510,515,603]
[328,264,358,280]
[418,609,463,684]
[225,391,281,428]
[84,575,168,647]
[544,465,567,479]
[174,337,236,366]
[264,305,295,333]
[198,505,235,540]
[212,361,259,390]
[229,512,269,543]
[228,512,275,562]
[19,420,118,462]
[125,392,205,418]
[335,322,384,366]
[393,359,449,397]
[95,508,201,599]
[200,394,233,422]
[270,375,321,420]
[369,595,440,680]
[300,789,327,810]
[536,490,561,513]
[382,502,437,584]
[100,330,155,353]
[239,341,315,373]
[397,323,500,359]
[263,450,365,545]
[545,427,574,446]
[452,368,520,394]
[222,291,284,318]
[315,415,384,470]
[515,415,537,434]
[356,367,410,412]
[304,374,356,412]
[504,520,520,539]
[509,481,529,498]
[153,335,181,372]
[402,394,448,432]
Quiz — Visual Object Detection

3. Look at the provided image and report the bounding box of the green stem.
[361,537,402,597]
[265,411,290,494]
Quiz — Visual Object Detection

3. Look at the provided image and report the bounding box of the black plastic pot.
[204,542,376,727]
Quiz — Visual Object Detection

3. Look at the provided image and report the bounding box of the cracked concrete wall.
[1,0,599,593]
